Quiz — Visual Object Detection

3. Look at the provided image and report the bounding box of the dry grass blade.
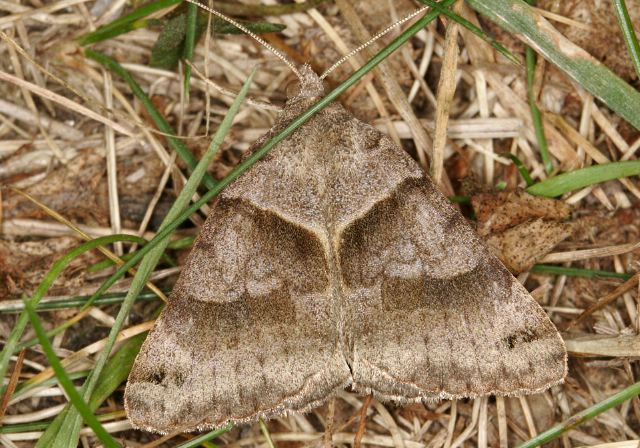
[335,0,433,171]
[306,6,403,147]
[496,396,508,448]
[7,187,168,302]
[0,349,26,420]
[323,397,336,448]
[138,429,185,448]
[564,334,640,357]
[372,399,406,448]
[1,218,159,239]
[541,242,640,264]
[444,399,457,448]
[0,70,134,138]
[568,273,640,329]
[432,0,462,186]
[576,442,640,448]
[20,320,154,391]
[547,112,640,200]
[2,0,640,446]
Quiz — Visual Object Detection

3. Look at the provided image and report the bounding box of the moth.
[125,4,567,435]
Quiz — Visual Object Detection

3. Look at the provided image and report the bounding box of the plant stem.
[518,381,640,448]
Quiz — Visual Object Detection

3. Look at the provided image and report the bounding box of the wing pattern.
[126,69,566,433]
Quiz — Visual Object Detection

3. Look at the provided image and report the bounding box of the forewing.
[126,199,350,433]
[339,176,567,401]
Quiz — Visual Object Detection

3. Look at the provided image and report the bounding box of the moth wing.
[339,175,567,401]
[125,198,350,433]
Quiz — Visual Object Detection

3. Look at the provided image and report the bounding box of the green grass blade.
[518,381,640,448]
[0,234,142,383]
[24,299,121,448]
[467,0,640,131]
[89,333,146,409]
[0,291,160,315]
[167,235,195,250]
[418,0,519,64]
[183,1,198,98]
[36,334,145,447]
[526,45,552,174]
[82,4,285,53]
[206,17,286,35]
[526,160,640,197]
[77,0,182,46]
[6,370,89,402]
[8,294,156,357]
[176,423,234,448]
[88,250,175,273]
[44,69,257,448]
[2,291,160,315]
[612,0,640,79]
[85,49,217,191]
[1,421,57,434]
[531,264,633,280]
[521,0,553,175]
[502,152,535,186]
[448,195,472,204]
[78,0,324,46]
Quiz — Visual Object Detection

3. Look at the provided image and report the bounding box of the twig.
[0,349,26,420]
[354,393,373,448]
[567,272,640,329]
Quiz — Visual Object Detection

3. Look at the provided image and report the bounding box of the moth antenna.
[185,0,302,82]
[319,5,429,80]
[187,60,282,111]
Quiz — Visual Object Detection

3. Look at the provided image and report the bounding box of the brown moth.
[124,14,567,436]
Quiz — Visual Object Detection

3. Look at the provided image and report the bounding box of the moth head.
[285,64,325,102]
[186,0,428,110]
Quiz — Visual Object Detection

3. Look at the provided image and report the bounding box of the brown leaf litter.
[0,1,639,447]
[472,189,575,272]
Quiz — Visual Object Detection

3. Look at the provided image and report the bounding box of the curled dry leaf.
[473,189,572,236]
[486,218,575,273]
[472,189,574,273]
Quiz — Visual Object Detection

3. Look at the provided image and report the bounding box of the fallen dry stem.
[8,187,168,302]
[354,393,374,448]
[567,273,640,329]
[0,349,26,420]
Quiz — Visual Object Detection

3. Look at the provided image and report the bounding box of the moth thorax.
[288,64,325,100]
